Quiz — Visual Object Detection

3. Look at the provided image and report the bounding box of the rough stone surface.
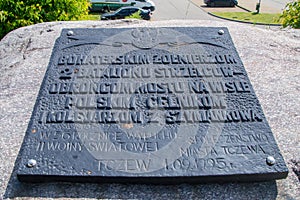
[0,20,299,199]
[15,27,288,183]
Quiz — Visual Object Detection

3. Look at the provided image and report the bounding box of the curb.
[207,12,282,27]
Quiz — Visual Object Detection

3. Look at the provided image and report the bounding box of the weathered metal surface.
[16,27,288,183]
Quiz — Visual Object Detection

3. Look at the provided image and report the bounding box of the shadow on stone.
[4,163,278,199]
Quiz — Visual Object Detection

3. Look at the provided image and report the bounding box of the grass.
[211,12,282,25]
[125,11,142,20]
[82,13,100,20]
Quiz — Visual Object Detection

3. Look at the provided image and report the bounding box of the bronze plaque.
[16,27,288,183]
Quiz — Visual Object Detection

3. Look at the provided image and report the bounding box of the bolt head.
[27,159,37,168]
[67,30,74,36]
[266,156,276,166]
[218,30,225,35]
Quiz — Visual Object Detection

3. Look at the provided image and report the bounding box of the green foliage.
[0,0,90,39]
[280,0,300,28]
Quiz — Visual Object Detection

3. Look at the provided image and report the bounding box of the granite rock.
[0,20,299,199]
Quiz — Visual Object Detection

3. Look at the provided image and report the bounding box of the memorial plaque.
[16,27,288,183]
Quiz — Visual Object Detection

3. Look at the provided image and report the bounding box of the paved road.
[151,0,291,21]
[197,0,291,13]
[234,0,291,13]
[258,0,291,12]
[151,0,216,20]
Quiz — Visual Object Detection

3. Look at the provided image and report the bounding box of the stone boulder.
[0,20,299,199]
